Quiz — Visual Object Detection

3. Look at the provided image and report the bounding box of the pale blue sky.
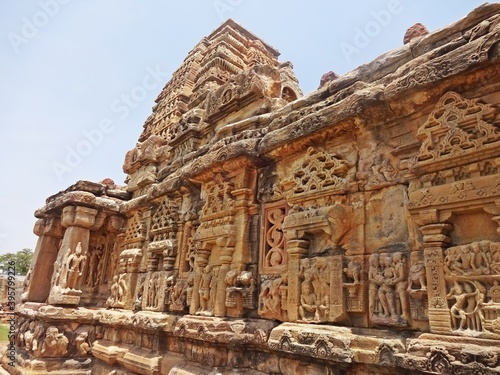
[0,0,489,253]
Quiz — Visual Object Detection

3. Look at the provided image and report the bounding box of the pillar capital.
[33,217,64,238]
[61,206,101,229]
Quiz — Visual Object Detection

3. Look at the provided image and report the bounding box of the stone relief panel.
[407,251,429,322]
[106,273,129,308]
[201,173,236,218]
[368,252,410,327]
[406,90,500,337]
[443,241,500,336]
[258,275,288,321]
[281,146,353,198]
[142,271,167,312]
[365,185,410,252]
[412,91,500,173]
[122,211,147,251]
[147,196,180,275]
[80,217,123,306]
[49,242,87,305]
[260,201,288,274]
[357,152,402,191]
[225,264,257,311]
[297,257,337,323]
[196,263,220,316]
[17,320,97,359]
[342,255,365,315]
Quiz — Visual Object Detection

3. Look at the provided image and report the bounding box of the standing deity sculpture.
[66,242,87,290]
[198,265,213,314]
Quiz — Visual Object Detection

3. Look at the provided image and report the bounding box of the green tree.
[0,248,33,275]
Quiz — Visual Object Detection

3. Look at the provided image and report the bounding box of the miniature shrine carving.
[11,7,500,375]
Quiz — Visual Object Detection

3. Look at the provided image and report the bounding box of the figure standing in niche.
[299,281,318,321]
[198,265,213,313]
[391,252,409,319]
[66,242,86,290]
[147,273,160,308]
[377,255,397,318]
[315,263,330,320]
[85,249,101,288]
[209,267,219,312]
[368,253,381,317]
[117,274,128,305]
[106,276,119,306]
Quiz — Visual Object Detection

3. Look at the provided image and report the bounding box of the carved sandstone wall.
[7,6,500,375]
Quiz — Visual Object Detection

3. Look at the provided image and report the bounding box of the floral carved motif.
[261,202,288,274]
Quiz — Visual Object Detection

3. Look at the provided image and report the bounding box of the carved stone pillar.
[421,222,453,334]
[48,206,105,305]
[25,217,64,302]
[286,239,309,322]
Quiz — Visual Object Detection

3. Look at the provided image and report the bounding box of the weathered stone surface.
[318,70,339,88]
[10,8,500,375]
[403,23,429,44]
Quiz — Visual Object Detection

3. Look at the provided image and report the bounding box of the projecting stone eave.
[209,19,280,58]
[257,3,500,158]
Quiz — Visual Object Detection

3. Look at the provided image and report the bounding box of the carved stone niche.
[205,64,283,125]
[147,196,181,275]
[169,275,189,313]
[48,206,106,305]
[407,251,429,323]
[409,91,500,176]
[406,91,500,336]
[121,211,148,251]
[142,270,167,312]
[224,264,257,313]
[123,135,170,176]
[283,203,352,256]
[367,251,411,328]
[106,249,142,309]
[342,255,365,315]
[258,274,288,321]
[279,145,360,255]
[293,256,347,324]
[443,240,500,337]
[168,108,205,146]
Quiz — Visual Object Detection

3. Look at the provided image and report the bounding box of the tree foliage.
[0,248,33,275]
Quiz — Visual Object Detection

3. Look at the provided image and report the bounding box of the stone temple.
[5,4,500,374]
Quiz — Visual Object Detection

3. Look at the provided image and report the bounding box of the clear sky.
[0,0,490,254]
